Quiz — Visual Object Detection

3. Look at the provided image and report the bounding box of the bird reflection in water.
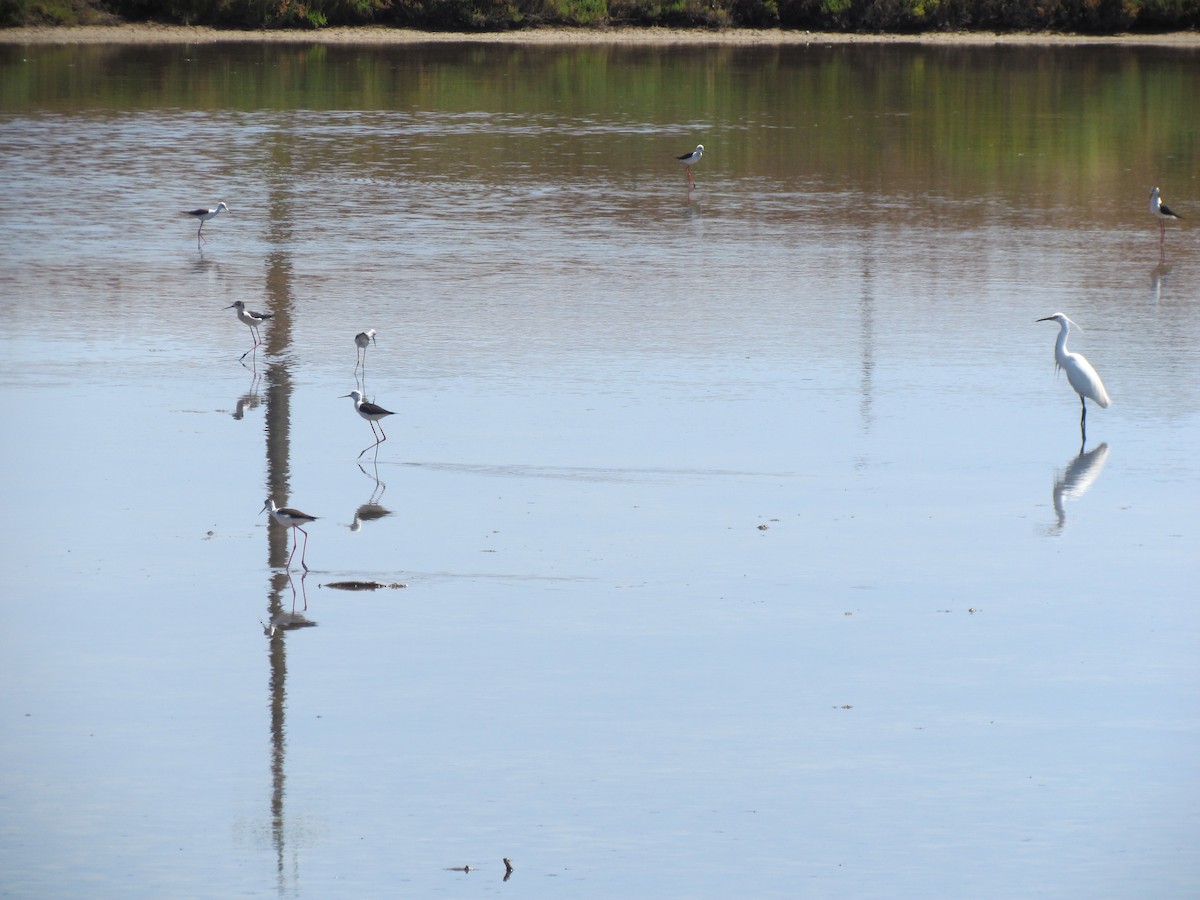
[1150,262,1170,307]
[354,329,377,384]
[262,571,317,636]
[232,370,263,419]
[349,461,392,532]
[1047,442,1109,536]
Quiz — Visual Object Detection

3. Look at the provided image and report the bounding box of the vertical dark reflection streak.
[858,256,875,437]
[261,119,298,896]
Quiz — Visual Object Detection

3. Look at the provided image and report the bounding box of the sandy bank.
[2,24,1198,47]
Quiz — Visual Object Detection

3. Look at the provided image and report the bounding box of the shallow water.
[1,41,1198,898]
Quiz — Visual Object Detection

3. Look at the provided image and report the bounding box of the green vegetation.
[0,0,1196,30]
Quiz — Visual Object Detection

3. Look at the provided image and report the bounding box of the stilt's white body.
[342,389,393,423]
[1149,186,1179,226]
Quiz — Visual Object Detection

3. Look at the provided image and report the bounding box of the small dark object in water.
[323,580,408,591]
[504,858,514,881]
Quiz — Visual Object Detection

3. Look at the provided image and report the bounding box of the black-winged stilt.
[1149,186,1180,260]
[676,144,704,187]
[184,202,229,242]
[226,300,272,361]
[354,329,377,374]
[261,498,318,572]
[341,389,395,459]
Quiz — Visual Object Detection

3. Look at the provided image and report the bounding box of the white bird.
[1037,312,1110,445]
[183,202,230,242]
[341,389,395,459]
[226,300,273,360]
[354,329,377,373]
[676,144,704,187]
[261,498,318,572]
[1149,187,1180,260]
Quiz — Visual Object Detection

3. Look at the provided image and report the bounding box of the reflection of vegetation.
[0,41,1193,218]
[2,40,1190,211]
[1,0,1197,28]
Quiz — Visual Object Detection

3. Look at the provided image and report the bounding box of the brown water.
[1,41,1198,898]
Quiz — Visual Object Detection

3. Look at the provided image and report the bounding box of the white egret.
[1037,312,1110,444]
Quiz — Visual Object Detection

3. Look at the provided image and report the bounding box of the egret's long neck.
[1054,322,1070,367]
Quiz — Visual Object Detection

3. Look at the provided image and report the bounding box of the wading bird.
[261,498,318,572]
[226,300,273,361]
[1149,186,1180,261]
[341,389,395,459]
[676,144,704,188]
[1037,312,1110,447]
[354,329,377,374]
[184,202,230,242]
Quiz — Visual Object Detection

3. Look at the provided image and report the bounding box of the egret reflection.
[1047,442,1109,536]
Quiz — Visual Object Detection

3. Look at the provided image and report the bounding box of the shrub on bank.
[777,0,1148,32]
[1,0,1196,31]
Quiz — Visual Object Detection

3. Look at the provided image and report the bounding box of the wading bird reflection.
[232,370,262,419]
[1048,443,1109,536]
[349,462,391,532]
[1036,313,1110,449]
[262,572,317,636]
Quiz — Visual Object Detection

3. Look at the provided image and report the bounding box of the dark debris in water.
[323,580,408,591]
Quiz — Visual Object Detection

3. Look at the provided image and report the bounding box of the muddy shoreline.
[2,24,1198,47]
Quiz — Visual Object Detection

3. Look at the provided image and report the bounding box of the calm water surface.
[1,41,1198,898]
